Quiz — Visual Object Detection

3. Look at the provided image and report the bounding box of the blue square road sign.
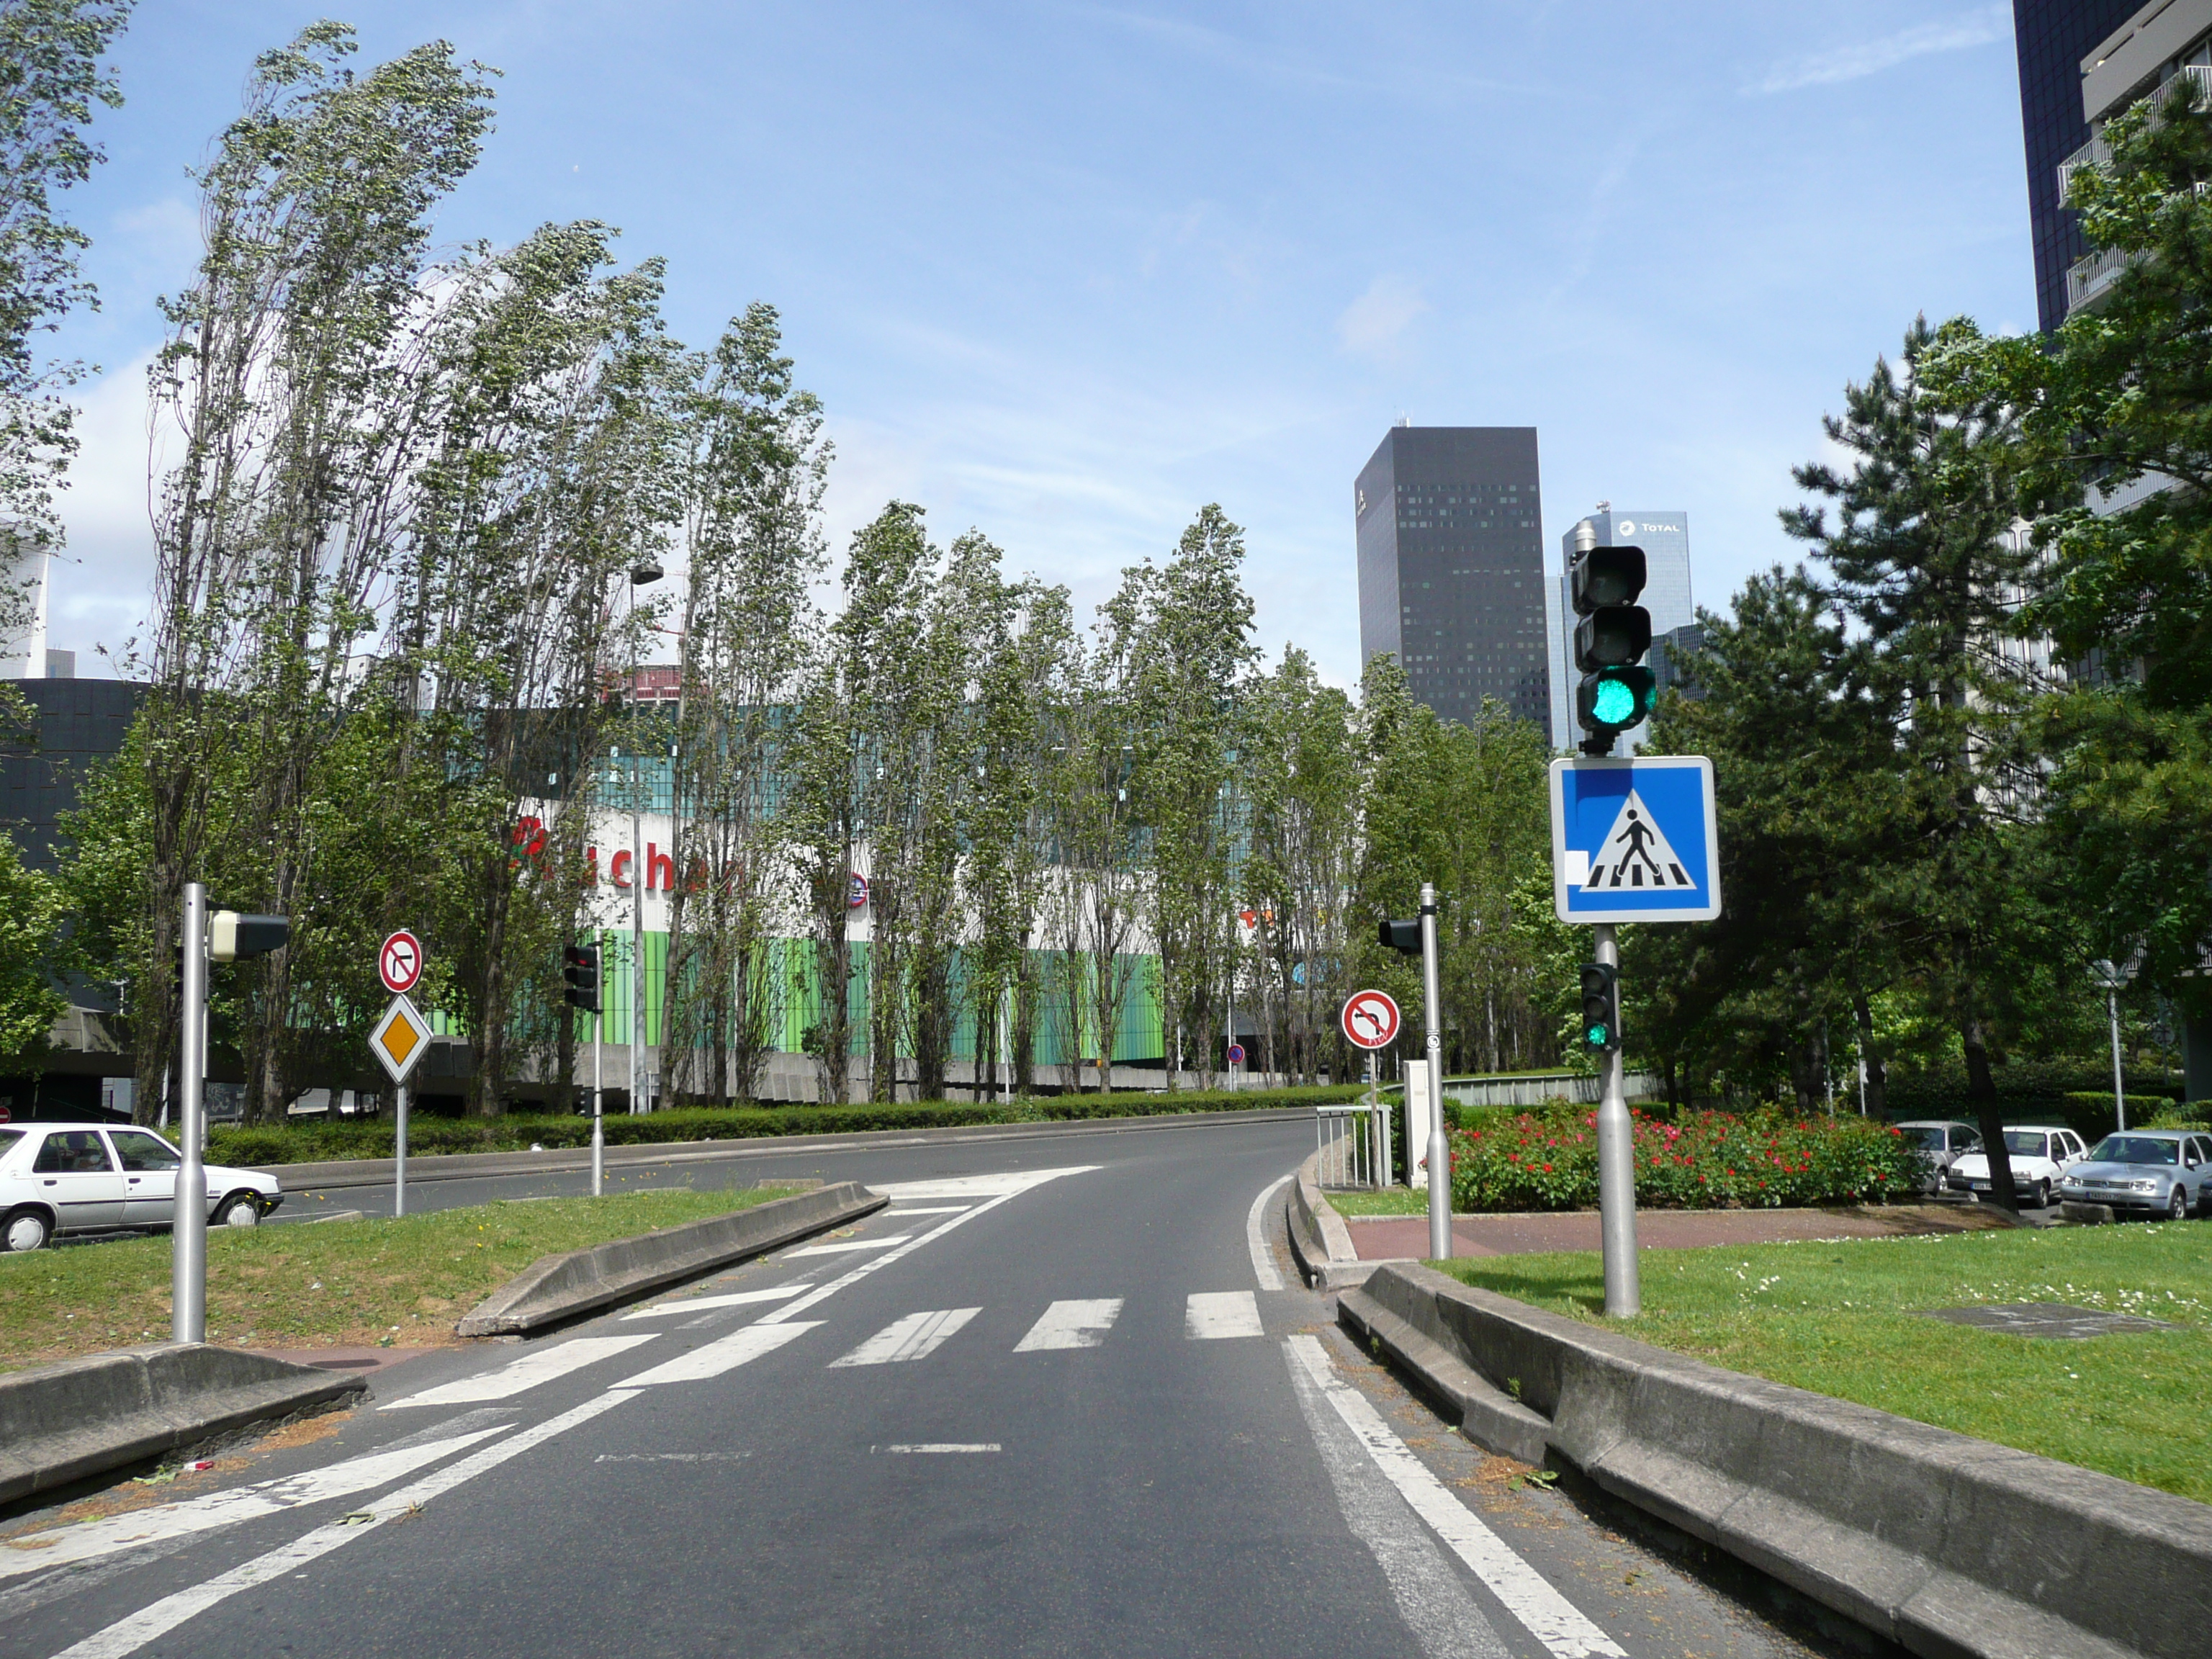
[1549,756,1721,923]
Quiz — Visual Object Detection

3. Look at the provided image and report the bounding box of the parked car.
[1943,1124,2090,1208]
[1894,1120,1983,1195]
[0,1123,283,1252]
[2059,1129,2212,1220]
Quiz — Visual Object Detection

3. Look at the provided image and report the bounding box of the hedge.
[1444,1105,1921,1213]
[1881,1059,2183,1119]
[207,1084,1365,1167]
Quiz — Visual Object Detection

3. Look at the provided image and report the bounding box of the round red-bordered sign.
[1340,989,1401,1051]
[379,930,423,995]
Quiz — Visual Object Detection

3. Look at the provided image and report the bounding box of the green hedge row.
[1882,1060,2183,1118]
[207,1084,1364,1166]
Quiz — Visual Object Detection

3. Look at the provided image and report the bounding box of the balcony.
[2056,63,2212,205]
[2067,245,2141,313]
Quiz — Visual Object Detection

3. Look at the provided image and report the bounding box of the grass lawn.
[1328,1187,1442,1216]
[1436,1220,2212,1503]
[0,1185,799,1373]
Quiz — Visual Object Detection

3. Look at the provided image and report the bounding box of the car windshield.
[2087,1136,2178,1166]
[2003,1132,2050,1157]
[1900,1127,1945,1151]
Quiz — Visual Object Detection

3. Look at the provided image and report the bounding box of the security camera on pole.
[1553,515,1723,1318]
[174,893,289,1344]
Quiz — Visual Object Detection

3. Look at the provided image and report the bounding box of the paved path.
[1348,1201,2018,1260]
[3,1118,1845,1659]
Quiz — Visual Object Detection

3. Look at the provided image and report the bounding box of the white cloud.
[1750,5,2010,95]
[1336,275,1429,358]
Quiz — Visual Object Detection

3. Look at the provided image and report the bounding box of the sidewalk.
[1345,1200,2017,1259]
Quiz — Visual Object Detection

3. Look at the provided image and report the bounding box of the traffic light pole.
[592,997,605,1196]
[1419,884,1451,1261]
[173,884,208,1344]
[1592,922,1640,1316]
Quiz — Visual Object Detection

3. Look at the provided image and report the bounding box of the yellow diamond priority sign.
[369,994,429,1084]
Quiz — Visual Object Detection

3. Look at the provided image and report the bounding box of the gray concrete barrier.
[1341,1262,2212,1659]
[0,1344,366,1509]
[1283,1152,1387,1290]
[454,1181,886,1336]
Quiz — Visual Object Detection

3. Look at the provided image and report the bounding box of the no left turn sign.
[1341,989,1401,1051]
[379,930,423,995]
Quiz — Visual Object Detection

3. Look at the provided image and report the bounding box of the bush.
[209,1084,1367,1166]
[1883,1059,2182,1118]
[1446,1106,1920,1213]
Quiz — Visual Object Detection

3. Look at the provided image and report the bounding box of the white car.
[0,1122,284,1252]
[1943,1124,2089,1209]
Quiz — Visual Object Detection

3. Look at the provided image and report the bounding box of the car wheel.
[2036,1179,2052,1210]
[2,1207,53,1252]
[2167,1185,2188,1223]
[215,1193,262,1228]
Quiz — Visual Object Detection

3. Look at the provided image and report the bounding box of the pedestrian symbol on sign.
[1581,789,1691,892]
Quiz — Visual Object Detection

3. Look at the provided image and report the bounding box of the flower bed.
[1447,1106,1920,1212]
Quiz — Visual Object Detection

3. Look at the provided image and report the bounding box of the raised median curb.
[1,1344,367,1509]
[257,1105,1313,1193]
[1341,1262,2212,1659]
[454,1180,886,1336]
[1283,1151,1393,1290]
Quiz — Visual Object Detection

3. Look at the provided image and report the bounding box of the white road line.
[829,1308,980,1367]
[1286,1336,1627,1659]
[868,1166,1093,1202]
[1247,1172,1292,1290]
[760,1166,1098,1327]
[1284,1341,1511,1659]
[878,1444,999,1454]
[53,1390,635,1659]
[1013,1298,1123,1352]
[0,1426,511,1581]
[1184,1290,1264,1340]
[379,1334,657,1408]
[883,1204,971,1215]
[621,1283,811,1318]
[783,1235,911,1257]
[614,1320,819,1386]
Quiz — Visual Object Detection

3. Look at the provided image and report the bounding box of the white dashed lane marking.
[785,1235,912,1258]
[381,1336,657,1408]
[615,1321,820,1387]
[1013,1298,1123,1351]
[830,1308,981,1367]
[1184,1291,1264,1340]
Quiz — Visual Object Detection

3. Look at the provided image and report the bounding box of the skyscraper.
[1354,426,1550,730]
[1547,508,1694,752]
[2013,0,2146,333]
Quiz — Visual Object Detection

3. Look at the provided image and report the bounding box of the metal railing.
[2067,244,2140,313]
[1315,1100,1390,1189]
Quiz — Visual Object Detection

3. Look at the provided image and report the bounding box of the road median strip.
[1339,1261,2212,1659]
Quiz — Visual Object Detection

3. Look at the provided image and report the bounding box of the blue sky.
[45,1,2035,685]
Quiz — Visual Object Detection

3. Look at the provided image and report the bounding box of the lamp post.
[2091,953,2139,1132]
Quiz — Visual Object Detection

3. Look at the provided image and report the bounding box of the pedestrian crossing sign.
[1549,756,1721,923]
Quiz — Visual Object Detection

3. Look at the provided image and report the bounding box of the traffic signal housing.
[562,943,601,1012]
[210,912,290,962]
[1570,542,1655,754]
[1578,962,1620,1053]
[1378,918,1421,956]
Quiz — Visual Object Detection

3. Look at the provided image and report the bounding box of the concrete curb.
[454,1181,886,1336]
[1283,1152,1394,1290]
[258,1106,1314,1193]
[0,1345,367,1509]
[1342,1262,2212,1659]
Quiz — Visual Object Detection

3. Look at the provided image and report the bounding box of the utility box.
[1403,1059,1431,1189]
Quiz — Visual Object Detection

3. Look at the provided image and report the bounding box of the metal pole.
[2110,989,2128,1133]
[632,752,646,1115]
[592,990,605,1196]
[1421,883,1451,1261]
[395,1083,409,1218]
[1365,1050,1380,1190]
[172,883,208,1344]
[1592,922,1640,1317]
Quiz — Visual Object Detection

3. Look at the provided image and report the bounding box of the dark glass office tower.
[2015,0,2143,333]
[1354,426,1550,731]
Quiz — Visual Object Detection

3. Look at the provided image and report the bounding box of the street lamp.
[2090,950,2141,1131]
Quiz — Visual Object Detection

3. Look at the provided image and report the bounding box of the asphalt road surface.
[3,1118,1866,1659]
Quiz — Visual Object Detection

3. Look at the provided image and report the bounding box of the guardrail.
[1313,1100,1389,1187]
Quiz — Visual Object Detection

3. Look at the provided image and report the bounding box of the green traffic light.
[1589,678,1638,725]
[1586,1023,1609,1046]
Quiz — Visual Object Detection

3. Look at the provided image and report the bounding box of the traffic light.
[1570,541,1655,754]
[210,912,290,962]
[562,943,601,1012]
[1378,918,1421,956]
[1578,962,1620,1052]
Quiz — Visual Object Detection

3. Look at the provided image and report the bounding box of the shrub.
[1445,1106,1920,1213]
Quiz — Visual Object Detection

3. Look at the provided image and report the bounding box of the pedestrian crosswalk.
[379,1291,1268,1410]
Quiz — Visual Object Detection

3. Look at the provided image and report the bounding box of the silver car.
[2059,1130,2212,1221]
[0,1122,284,1251]
[1894,1119,1982,1195]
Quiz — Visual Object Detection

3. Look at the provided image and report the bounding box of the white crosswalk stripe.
[1014,1298,1123,1351]
[616,1321,819,1386]
[381,1335,657,1408]
[1185,1291,1264,1340]
[785,1235,911,1258]
[830,1308,980,1367]
[621,1284,811,1318]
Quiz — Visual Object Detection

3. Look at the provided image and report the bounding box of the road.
[3,1118,1860,1659]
